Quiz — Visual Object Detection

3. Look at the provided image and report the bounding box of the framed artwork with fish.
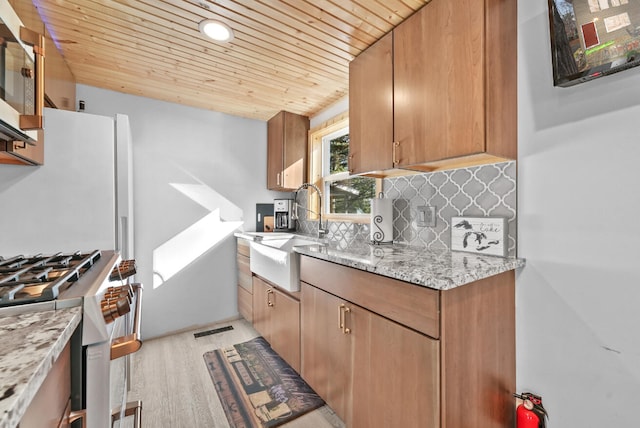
[450,216,507,257]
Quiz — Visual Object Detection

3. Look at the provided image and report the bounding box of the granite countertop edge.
[0,307,82,428]
[293,245,525,290]
[235,231,525,291]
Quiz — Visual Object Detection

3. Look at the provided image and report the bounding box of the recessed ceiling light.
[198,19,234,42]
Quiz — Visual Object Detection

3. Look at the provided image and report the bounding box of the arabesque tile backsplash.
[296,161,517,257]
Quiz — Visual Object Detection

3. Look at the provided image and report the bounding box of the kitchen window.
[309,113,379,221]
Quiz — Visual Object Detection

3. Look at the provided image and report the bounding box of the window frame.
[308,112,381,223]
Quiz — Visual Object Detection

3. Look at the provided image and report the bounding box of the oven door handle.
[112,400,142,427]
[110,283,143,360]
[68,409,87,428]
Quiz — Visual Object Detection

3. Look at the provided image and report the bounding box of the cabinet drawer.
[238,285,253,322]
[300,256,440,338]
[237,238,250,257]
[237,254,252,292]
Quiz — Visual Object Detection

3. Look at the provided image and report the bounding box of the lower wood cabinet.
[301,282,439,427]
[252,275,301,372]
[237,238,252,322]
[20,341,71,427]
[352,303,439,428]
[300,255,515,428]
[300,283,352,421]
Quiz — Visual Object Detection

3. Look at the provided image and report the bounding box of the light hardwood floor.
[126,318,345,428]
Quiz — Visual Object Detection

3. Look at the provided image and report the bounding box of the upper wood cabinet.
[349,0,517,175]
[267,111,309,191]
[348,32,393,174]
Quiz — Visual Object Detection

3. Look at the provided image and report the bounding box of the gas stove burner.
[0,250,102,307]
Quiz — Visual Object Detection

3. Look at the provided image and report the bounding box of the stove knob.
[104,289,131,303]
[102,303,117,323]
[101,296,131,323]
[115,296,131,316]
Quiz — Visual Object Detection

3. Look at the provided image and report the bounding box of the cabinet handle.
[338,304,351,334]
[267,288,274,307]
[276,173,281,186]
[392,141,400,166]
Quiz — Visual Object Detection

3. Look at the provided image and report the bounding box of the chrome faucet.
[294,183,327,238]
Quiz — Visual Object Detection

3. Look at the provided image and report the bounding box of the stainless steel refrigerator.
[0,107,134,258]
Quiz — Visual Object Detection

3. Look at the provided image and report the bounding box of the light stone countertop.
[293,242,525,290]
[236,231,525,290]
[0,307,81,428]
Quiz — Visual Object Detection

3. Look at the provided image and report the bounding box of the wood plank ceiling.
[31,0,430,121]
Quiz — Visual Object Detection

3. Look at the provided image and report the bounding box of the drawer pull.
[339,304,351,334]
[267,288,274,307]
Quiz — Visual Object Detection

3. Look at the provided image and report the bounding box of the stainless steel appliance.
[274,198,295,231]
[0,107,134,257]
[0,0,45,165]
[0,249,143,428]
[0,102,137,427]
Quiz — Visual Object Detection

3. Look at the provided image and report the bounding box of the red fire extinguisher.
[514,392,547,428]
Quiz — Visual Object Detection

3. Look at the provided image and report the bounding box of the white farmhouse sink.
[245,232,295,241]
[249,237,318,292]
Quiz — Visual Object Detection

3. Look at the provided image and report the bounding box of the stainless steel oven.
[0,0,45,164]
[0,250,143,428]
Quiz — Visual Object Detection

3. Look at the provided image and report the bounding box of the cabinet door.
[267,112,285,190]
[237,253,252,292]
[301,282,353,425]
[238,285,253,323]
[350,305,440,428]
[20,342,71,427]
[281,112,309,190]
[267,111,308,191]
[349,32,393,174]
[253,276,301,372]
[394,0,485,166]
[270,288,301,373]
[252,276,272,342]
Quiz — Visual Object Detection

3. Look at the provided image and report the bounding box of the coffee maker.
[274,199,296,231]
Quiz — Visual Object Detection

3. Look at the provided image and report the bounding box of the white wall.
[518,2,640,425]
[76,85,285,339]
[310,96,348,128]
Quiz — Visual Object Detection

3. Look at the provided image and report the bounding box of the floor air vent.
[194,325,234,338]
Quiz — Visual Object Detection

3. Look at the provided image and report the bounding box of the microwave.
[0,0,44,165]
